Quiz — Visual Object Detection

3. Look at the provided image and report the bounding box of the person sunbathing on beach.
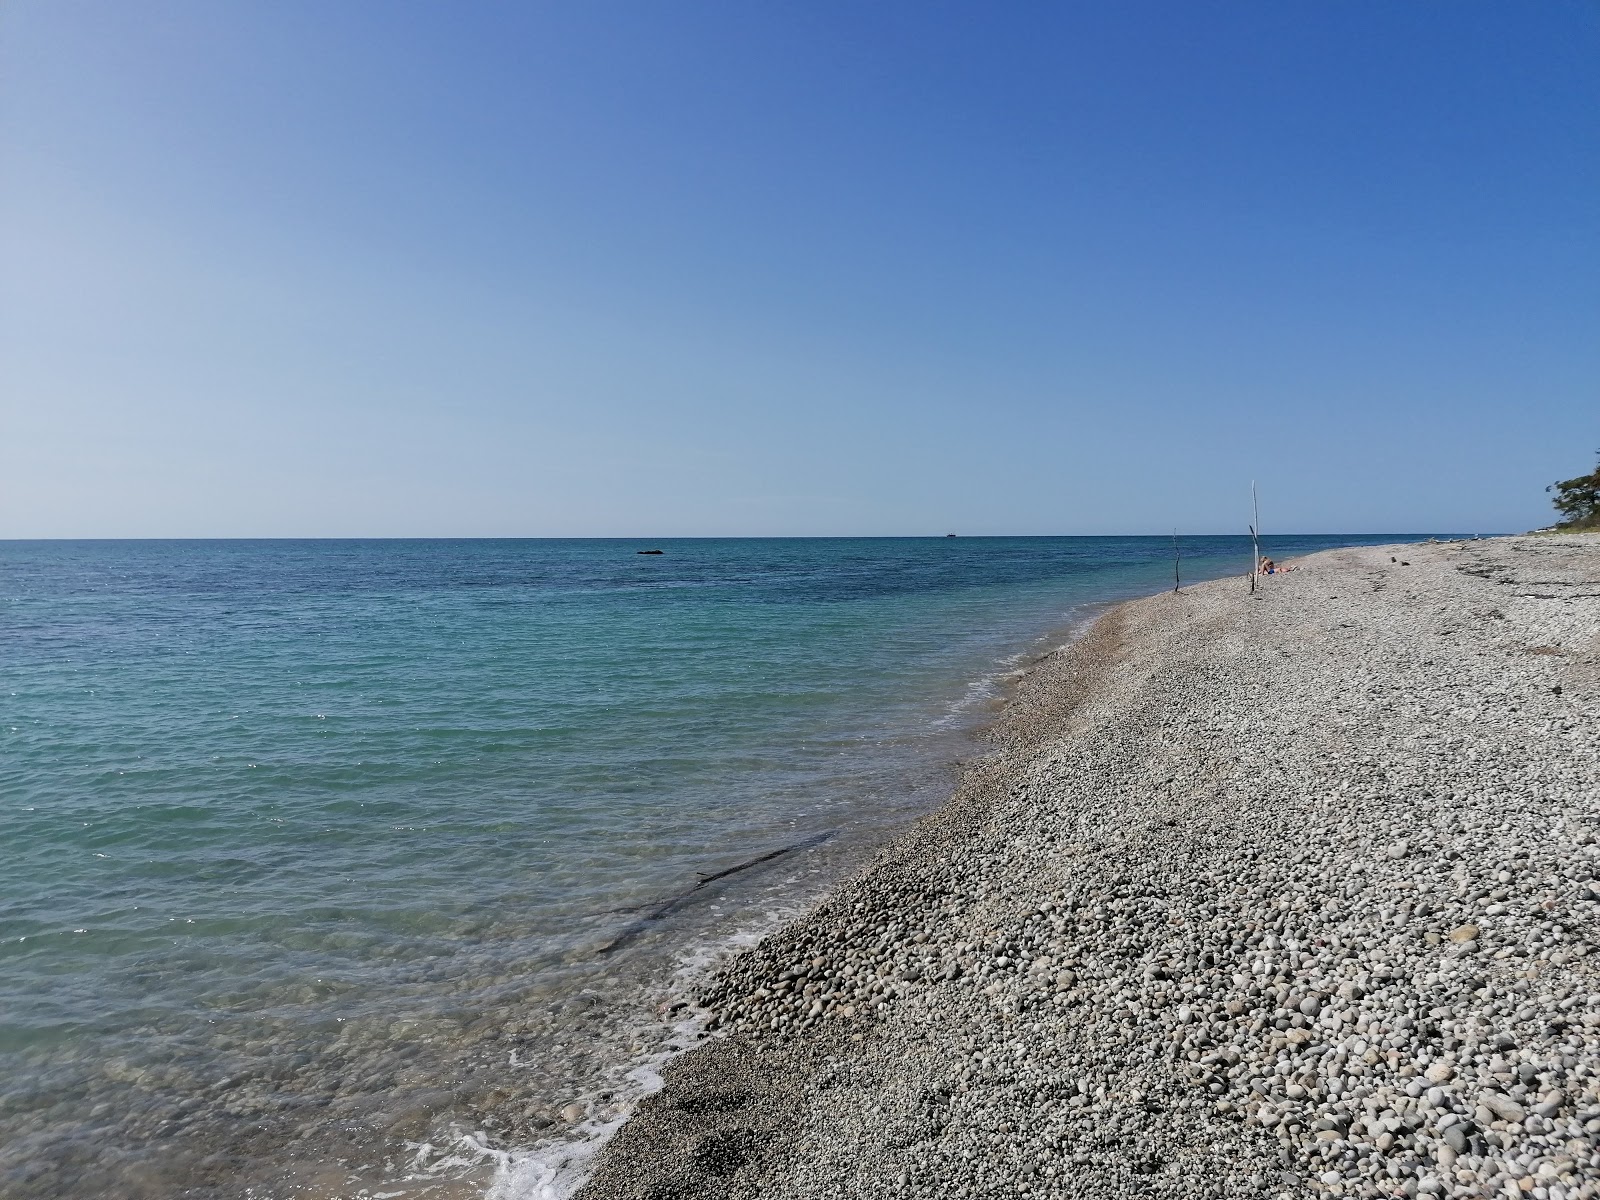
[1258,557,1294,575]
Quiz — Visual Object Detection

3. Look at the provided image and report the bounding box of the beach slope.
[575,535,1600,1200]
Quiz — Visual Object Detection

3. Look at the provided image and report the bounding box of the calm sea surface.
[0,535,1434,1198]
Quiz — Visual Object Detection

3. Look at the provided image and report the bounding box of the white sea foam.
[480,1064,655,1200]
[394,922,784,1200]
[929,604,1095,729]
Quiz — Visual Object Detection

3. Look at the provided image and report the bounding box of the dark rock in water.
[637,549,665,555]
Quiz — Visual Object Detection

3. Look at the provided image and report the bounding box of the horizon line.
[0,530,1493,543]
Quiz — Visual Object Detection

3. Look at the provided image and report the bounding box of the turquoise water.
[0,535,1428,1198]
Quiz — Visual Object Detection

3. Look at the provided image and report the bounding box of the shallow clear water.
[0,535,1432,1197]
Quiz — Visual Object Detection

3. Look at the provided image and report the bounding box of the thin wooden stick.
[1172,528,1181,592]
[1249,481,1261,594]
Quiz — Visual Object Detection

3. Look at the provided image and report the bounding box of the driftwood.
[594,830,837,954]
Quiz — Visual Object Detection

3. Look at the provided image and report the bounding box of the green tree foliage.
[1547,450,1600,531]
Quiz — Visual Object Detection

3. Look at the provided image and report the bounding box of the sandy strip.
[571,535,1600,1200]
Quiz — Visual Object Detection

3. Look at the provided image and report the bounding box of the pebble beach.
[571,535,1600,1200]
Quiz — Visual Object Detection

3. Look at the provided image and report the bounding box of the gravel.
[570,535,1600,1200]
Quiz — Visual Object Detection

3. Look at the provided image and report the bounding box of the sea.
[0,534,1438,1199]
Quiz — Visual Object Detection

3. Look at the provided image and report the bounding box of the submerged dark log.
[595,831,836,955]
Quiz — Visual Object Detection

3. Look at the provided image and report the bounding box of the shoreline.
[0,536,1490,1200]
[557,535,1600,1200]
[474,602,1120,1198]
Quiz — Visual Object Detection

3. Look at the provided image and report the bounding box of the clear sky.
[2,2,1595,537]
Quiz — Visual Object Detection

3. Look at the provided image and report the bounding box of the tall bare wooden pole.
[1249,481,1261,594]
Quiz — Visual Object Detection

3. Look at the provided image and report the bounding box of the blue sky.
[2,1,1595,537]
